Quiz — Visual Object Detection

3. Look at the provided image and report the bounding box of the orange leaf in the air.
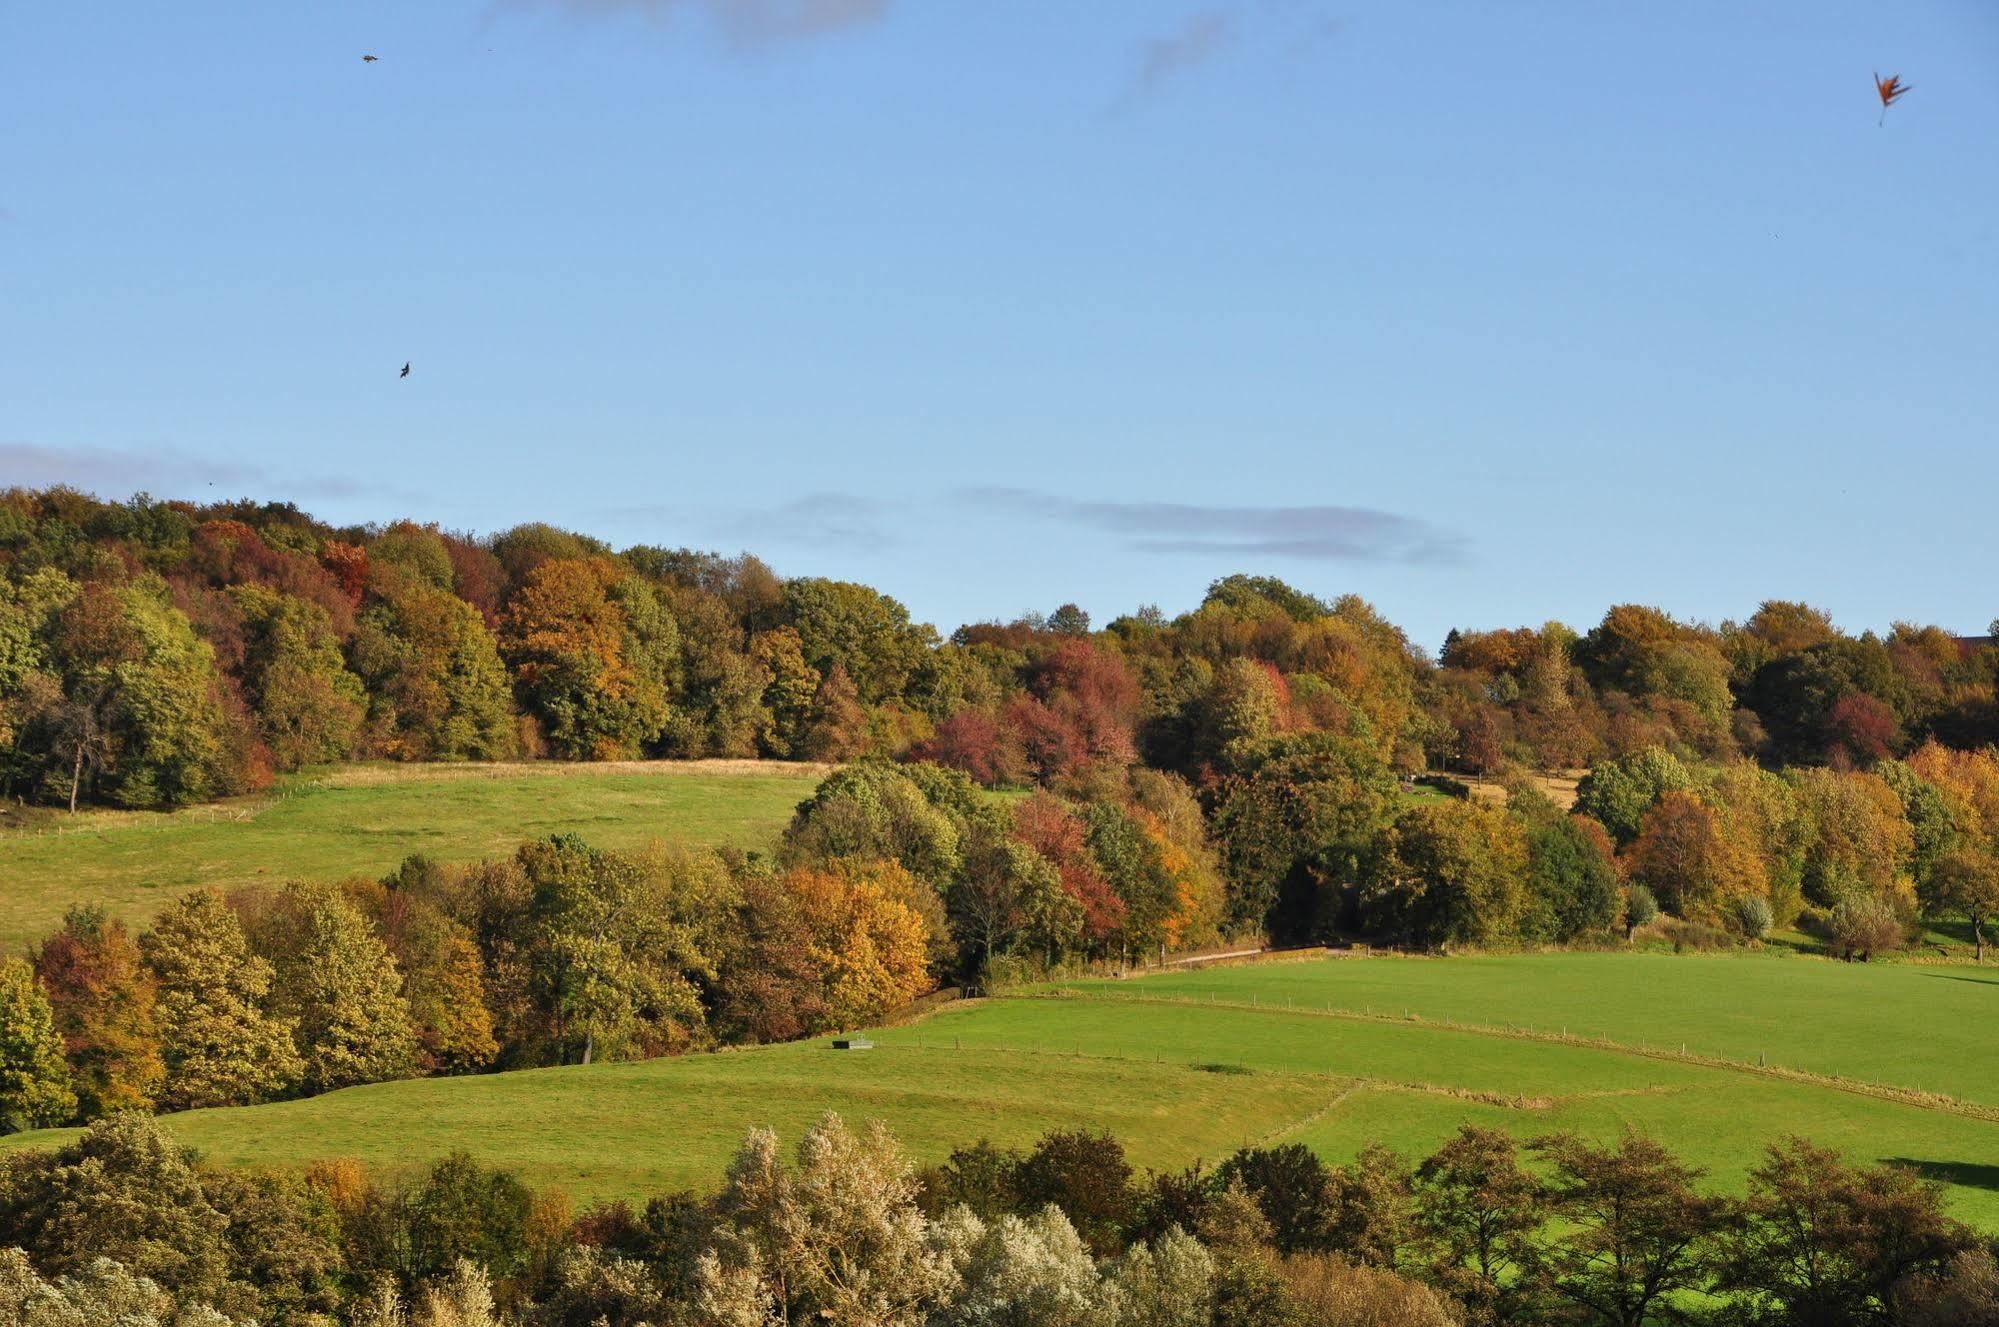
[1874,72,1909,110]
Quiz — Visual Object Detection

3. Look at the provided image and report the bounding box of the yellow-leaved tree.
[782,862,933,1029]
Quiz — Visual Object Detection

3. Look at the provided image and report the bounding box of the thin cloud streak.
[958,486,1467,565]
[496,0,891,49]
[0,442,413,505]
[1118,9,1234,104]
[607,491,895,553]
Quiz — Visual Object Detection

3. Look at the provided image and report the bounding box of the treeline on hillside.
[4,487,1999,957]
[3,1112,1993,1327]
[4,488,1995,811]
[0,763,1235,1129]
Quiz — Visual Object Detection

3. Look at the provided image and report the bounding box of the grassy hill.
[0,760,826,953]
[12,952,1996,1226]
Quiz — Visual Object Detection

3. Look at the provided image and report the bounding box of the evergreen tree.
[0,957,77,1131]
[34,905,163,1118]
[141,889,302,1109]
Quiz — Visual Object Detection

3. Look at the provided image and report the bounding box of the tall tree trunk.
[582,1027,594,1066]
[1976,917,1985,963]
[68,741,82,814]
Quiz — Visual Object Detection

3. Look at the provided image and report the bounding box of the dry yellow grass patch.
[319,758,836,788]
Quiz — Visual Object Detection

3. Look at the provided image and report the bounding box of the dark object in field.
[400,362,410,378]
[1194,1062,1252,1075]
[1875,71,1909,125]
[832,1036,874,1051]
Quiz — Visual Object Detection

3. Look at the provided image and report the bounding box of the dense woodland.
[3,487,1999,1127]
[1,1111,1993,1327]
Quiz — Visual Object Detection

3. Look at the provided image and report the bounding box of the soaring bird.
[363,54,379,62]
[1875,72,1909,125]
[400,362,410,378]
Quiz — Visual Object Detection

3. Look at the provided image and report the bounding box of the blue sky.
[3,1,1995,650]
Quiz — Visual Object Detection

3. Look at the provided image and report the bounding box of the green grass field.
[11,952,1995,1226]
[1048,952,1999,1105]
[0,761,825,953]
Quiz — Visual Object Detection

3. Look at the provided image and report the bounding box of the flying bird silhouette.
[1875,72,1909,125]
[400,362,410,378]
[362,54,379,63]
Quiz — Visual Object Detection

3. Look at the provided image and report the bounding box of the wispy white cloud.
[1118,10,1234,105]
[0,442,416,505]
[1114,2,1342,107]
[958,486,1466,565]
[496,0,891,50]
[607,491,894,552]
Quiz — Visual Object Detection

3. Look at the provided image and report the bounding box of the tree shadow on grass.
[1886,1158,1999,1192]
[1922,972,1999,988]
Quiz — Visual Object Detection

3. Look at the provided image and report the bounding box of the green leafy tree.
[1624,884,1659,937]
[270,887,418,1094]
[1748,638,1909,766]
[1214,1144,1337,1255]
[1361,801,1529,949]
[947,814,1081,976]
[1531,1132,1730,1327]
[784,763,964,890]
[499,557,676,759]
[513,837,717,1064]
[1195,659,1289,768]
[201,1167,345,1321]
[1012,1129,1139,1258]
[0,1114,234,1302]
[349,578,516,761]
[347,1151,537,1288]
[1920,848,1999,960]
[28,578,243,810]
[1206,733,1400,939]
[1083,802,1180,957]
[1412,1125,1544,1325]
[749,626,822,757]
[1572,746,1696,845]
[1521,816,1622,942]
[229,583,365,770]
[141,889,302,1109]
[1722,1136,1974,1326]
[0,958,77,1131]
[781,578,937,705]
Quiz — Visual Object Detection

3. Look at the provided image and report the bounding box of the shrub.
[1664,918,1736,952]
[1732,894,1774,940]
[1624,885,1659,938]
[1828,897,1905,961]
[1274,1252,1459,1327]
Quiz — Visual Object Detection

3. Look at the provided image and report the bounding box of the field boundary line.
[1253,1081,1362,1147]
[1003,989,1999,1125]
[864,1040,1602,1114]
